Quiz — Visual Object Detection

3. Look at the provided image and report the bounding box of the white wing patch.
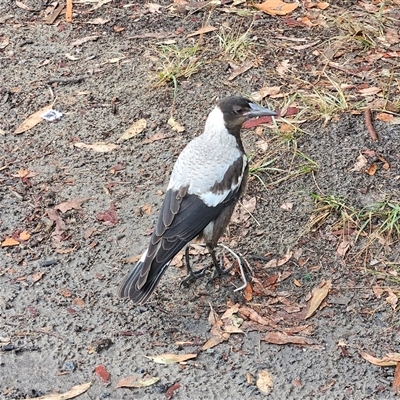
[199,154,247,207]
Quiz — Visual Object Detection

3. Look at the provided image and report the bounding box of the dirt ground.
[1,1,400,399]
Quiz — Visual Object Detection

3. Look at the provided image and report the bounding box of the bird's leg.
[206,243,235,283]
[207,243,248,292]
[179,246,208,287]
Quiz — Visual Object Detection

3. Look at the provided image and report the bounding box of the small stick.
[47,77,85,85]
[66,0,73,23]
[364,108,378,142]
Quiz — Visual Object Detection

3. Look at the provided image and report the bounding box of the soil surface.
[1,1,400,399]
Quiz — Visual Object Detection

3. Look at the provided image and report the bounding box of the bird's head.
[217,96,277,134]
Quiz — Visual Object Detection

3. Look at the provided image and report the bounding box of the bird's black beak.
[245,102,277,118]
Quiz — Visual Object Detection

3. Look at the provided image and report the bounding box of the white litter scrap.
[41,109,63,122]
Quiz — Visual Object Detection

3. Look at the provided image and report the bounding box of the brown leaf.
[95,365,111,384]
[15,1,35,11]
[72,298,85,308]
[116,376,160,389]
[385,288,398,310]
[165,382,181,400]
[32,271,45,283]
[255,0,298,15]
[25,382,91,400]
[317,2,330,9]
[14,105,53,134]
[252,86,281,102]
[261,331,315,345]
[376,112,394,123]
[19,230,31,241]
[360,351,400,367]
[142,204,152,215]
[358,87,382,96]
[118,119,147,142]
[228,62,253,81]
[145,353,197,364]
[55,198,90,213]
[1,237,20,247]
[365,163,377,176]
[47,209,66,239]
[376,154,390,170]
[244,283,253,301]
[70,35,100,48]
[351,154,368,172]
[97,203,118,225]
[336,240,350,257]
[239,306,274,326]
[74,142,118,153]
[256,370,273,395]
[186,25,217,38]
[305,280,332,319]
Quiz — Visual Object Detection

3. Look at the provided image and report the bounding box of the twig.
[47,77,85,85]
[364,108,378,142]
[66,0,73,23]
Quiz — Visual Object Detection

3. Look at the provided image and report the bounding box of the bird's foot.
[206,258,234,285]
[179,266,208,288]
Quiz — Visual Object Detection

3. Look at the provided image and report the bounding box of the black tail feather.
[118,259,170,305]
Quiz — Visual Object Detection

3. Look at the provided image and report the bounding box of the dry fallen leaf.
[16,1,35,11]
[351,154,368,172]
[358,87,382,96]
[186,25,217,38]
[32,271,45,283]
[252,86,281,102]
[145,353,197,364]
[165,382,181,400]
[255,0,298,15]
[365,163,377,176]
[26,382,91,400]
[376,154,390,170]
[317,2,330,9]
[376,112,394,123]
[15,104,53,134]
[168,117,185,133]
[116,376,160,388]
[305,280,332,319]
[244,283,253,301]
[95,365,111,384]
[360,351,400,367]
[336,240,350,257]
[55,198,90,213]
[385,288,398,310]
[70,35,99,48]
[1,237,20,247]
[96,203,119,225]
[228,62,253,81]
[261,331,315,345]
[19,230,31,241]
[256,370,273,395]
[86,17,111,25]
[74,142,119,153]
[118,119,147,141]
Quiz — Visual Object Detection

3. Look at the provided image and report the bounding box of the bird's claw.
[206,261,234,286]
[179,266,208,288]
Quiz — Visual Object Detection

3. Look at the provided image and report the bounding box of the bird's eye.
[233,105,242,114]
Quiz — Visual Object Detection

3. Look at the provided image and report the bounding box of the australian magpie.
[118,96,277,304]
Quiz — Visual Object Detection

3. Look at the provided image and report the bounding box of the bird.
[118,96,277,304]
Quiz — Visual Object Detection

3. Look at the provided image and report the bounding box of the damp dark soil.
[1,1,400,399]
